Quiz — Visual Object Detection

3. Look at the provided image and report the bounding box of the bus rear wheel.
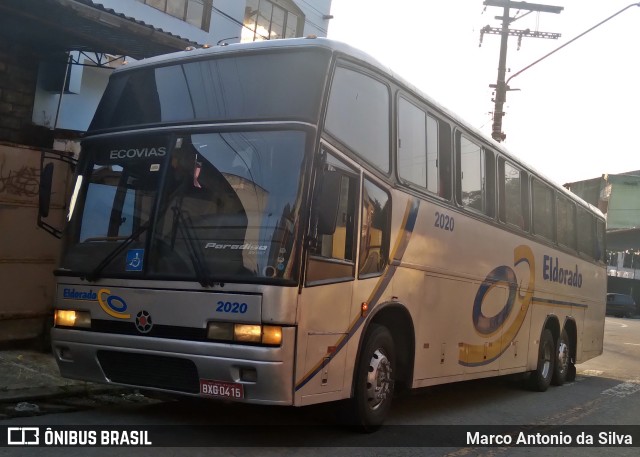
[528,328,554,392]
[552,329,571,386]
[349,324,395,432]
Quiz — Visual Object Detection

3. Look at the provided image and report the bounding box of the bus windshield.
[61,129,308,284]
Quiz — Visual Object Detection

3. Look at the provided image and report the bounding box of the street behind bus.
[1,316,638,456]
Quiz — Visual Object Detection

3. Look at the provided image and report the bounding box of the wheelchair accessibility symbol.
[126,249,144,272]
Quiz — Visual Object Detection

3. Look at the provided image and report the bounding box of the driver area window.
[306,153,358,284]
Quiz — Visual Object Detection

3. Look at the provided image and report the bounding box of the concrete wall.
[607,175,640,230]
[0,143,72,343]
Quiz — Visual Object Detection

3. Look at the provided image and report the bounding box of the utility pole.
[481,1,564,142]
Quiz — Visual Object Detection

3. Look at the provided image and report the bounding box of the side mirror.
[37,149,77,239]
[39,162,54,218]
[315,169,343,235]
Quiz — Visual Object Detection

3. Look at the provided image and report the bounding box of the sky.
[326,0,640,185]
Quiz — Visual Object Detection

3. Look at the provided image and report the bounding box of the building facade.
[33,0,334,134]
[566,171,640,306]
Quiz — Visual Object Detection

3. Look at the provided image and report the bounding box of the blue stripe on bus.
[295,199,420,392]
[532,297,589,308]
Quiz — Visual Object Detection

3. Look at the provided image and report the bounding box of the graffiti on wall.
[0,158,40,198]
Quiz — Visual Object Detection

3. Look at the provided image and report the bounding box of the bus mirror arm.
[314,169,342,236]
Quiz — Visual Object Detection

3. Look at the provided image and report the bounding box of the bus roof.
[114,37,603,219]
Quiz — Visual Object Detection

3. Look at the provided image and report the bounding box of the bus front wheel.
[528,328,555,392]
[349,323,395,432]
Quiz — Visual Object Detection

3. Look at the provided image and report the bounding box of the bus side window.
[596,219,606,262]
[532,178,555,242]
[456,133,494,217]
[437,120,452,200]
[397,96,446,199]
[306,154,358,284]
[359,178,390,277]
[499,159,525,230]
[556,195,576,249]
[325,66,390,173]
[577,207,596,259]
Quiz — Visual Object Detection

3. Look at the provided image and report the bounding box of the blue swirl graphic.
[472,265,518,335]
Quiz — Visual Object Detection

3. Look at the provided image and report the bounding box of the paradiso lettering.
[542,255,583,288]
[204,243,268,252]
[109,147,166,160]
[459,245,535,367]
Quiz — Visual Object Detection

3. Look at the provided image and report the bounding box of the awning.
[607,228,640,252]
[0,0,200,60]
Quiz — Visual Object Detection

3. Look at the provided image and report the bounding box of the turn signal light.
[206,322,283,346]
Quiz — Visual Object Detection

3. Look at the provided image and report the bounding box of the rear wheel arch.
[562,318,578,362]
[543,315,561,343]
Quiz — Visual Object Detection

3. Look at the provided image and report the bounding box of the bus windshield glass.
[60,130,308,284]
[89,48,330,131]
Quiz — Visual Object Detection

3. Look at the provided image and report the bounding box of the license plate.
[200,379,244,399]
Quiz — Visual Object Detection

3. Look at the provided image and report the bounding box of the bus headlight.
[234,324,262,343]
[54,309,91,328]
[206,322,283,346]
[206,322,234,340]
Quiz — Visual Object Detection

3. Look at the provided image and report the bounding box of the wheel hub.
[557,340,569,375]
[366,348,393,410]
[541,341,552,379]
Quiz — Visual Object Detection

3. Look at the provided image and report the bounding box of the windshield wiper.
[171,206,217,288]
[83,223,150,282]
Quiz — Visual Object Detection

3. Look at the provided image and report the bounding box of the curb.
[0,384,131,404]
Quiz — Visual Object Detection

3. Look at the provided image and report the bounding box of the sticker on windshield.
[126,249,144,272]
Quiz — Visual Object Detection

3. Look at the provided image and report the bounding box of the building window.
[140,0,212,31]
[242,0,303,41]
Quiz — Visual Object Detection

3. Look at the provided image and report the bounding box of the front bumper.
[51,326,296,405]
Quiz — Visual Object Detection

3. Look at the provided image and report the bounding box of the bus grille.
[97,350,199,394]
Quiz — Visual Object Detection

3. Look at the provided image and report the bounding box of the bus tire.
[349,324,395,432]
[552,329,570,386]
[528,328,554,392]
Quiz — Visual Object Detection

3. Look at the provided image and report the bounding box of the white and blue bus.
[42,38,606,430]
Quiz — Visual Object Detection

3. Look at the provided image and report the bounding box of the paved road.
[1,317,639,456]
